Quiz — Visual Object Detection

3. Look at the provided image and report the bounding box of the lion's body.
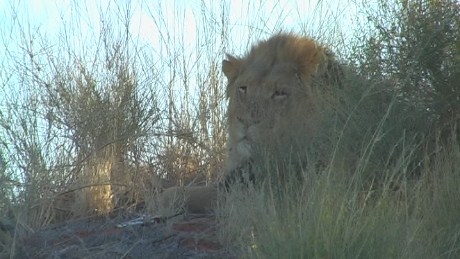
[156,32,342,214]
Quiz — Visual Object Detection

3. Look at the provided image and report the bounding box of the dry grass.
[1,0,459,258]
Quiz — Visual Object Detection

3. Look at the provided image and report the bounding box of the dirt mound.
[19,212,238,258]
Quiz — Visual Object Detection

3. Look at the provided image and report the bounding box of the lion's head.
[222,32,342,185]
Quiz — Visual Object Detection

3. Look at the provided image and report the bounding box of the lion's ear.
[288,39,323,80]
[222,54,242,82]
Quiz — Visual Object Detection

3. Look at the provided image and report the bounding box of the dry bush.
[0,1,231,231]
[352,0,460,142]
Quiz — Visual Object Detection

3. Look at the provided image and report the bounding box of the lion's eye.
[272,90,288,100]
[238,86,247,94]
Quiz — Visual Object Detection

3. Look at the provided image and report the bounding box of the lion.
[221,32,342,187]
[155,32,342,215]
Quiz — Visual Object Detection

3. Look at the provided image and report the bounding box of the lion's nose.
[249,108,262,125]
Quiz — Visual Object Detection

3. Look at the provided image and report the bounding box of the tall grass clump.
[414,132,460,258]
[220,132,460,259]
[0,0,230,232]
[0,7,162,227]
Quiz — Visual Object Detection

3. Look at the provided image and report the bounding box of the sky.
[0,0,360,57]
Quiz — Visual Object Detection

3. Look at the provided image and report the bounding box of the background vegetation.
[1,0,459,258]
